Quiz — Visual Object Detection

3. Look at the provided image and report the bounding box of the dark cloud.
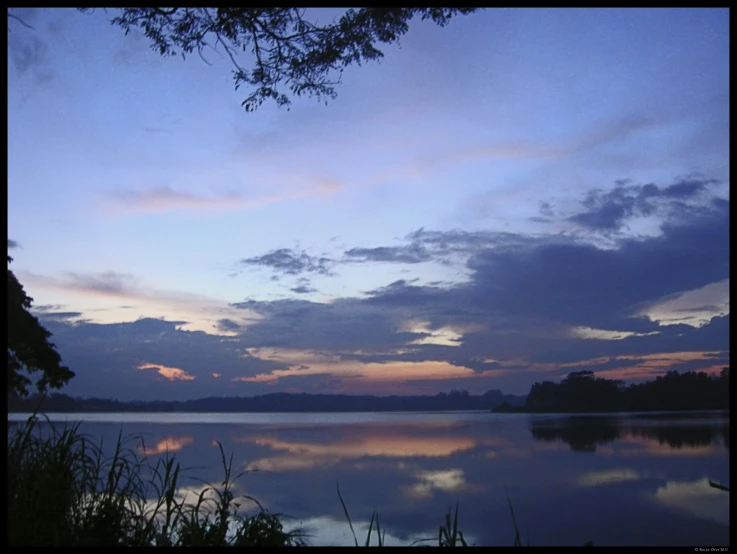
[231,298,417,352]
[344,244,431,264]
[8,239,21,249]
[471,198,728,329]
[40,317,285,401]
[41,179,729,400]
[569,176,721,233]
[32,304,67,313]
[65,271,136,294]
[216,318,243,333]
[35,311,84,323]
[526,315,729,366]
[539,202,554,217]
[290,285,316,294]
[230,196,727,376]
[240,248,334,276]
[405,227,536,257]
[660,178,716,198]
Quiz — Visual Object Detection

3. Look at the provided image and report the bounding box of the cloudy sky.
[8,8,729,401]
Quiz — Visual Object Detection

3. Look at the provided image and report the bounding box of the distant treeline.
[495,368,729,413]
[7,388,526,413]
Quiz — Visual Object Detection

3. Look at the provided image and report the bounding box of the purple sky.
[8,8,729,400]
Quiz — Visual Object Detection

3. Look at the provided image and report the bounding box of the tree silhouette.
[7,256,74,398]
[79,8,480,111]
[524,368,729,413]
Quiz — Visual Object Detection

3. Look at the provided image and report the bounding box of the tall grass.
[7,415,304,546]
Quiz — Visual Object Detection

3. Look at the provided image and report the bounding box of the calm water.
[8,411,729,546]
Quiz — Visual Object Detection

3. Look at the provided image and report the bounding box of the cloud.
[460,195,728,330]
[569,176,721,233]
[64,271,137,295]
[106,178,342,215]
[8,239,21,249]
[107,186,245,213]
[589,351,727,381]
[32,316,291,400]
[216,318,243,333]
[31,178,729,400]
[18,269,262,335]
[344,244,432,264]
[637,279,729,327]
[240,248,334,277]
[224,188,727,393]
[290,285,316,294]
[33,310,85,323]
[375,141,568,185]
[571,327,659,341]
[539,201,554,217]
[137,362,196,382]
[234,348,477,386]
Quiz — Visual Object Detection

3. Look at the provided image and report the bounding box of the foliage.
[79,8,480,111]
[524,368,729,413]
[7,256,74,398]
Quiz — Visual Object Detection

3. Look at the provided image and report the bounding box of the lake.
[7,411,729,546]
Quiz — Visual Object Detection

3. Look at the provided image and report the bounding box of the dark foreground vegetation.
[7,414,531,547]
[494,368,729,413]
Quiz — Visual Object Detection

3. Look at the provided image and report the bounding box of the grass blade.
[336,482,359,547]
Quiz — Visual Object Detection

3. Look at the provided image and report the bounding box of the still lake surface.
[8,410,729,546]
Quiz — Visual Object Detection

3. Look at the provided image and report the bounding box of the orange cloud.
[138,362,196,381]
[212,372,222,379]
[592,353,726,381]
[234,348,476,385]
[526,352,726,381]
[106,178,342,215]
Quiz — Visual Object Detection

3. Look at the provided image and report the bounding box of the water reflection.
[651,477,729,526]
[529,414,729,454]
[8,413,728,546]
[138,435,194,455]
[577,468,643,487]
[237,429,480,472]
[402,468,474,498]
[530,416,620,452]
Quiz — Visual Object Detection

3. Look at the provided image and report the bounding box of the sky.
[7,8,730,401]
